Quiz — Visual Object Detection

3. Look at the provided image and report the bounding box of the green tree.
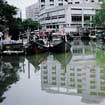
[22,19,41,31]
[92,0,105,29]
[0,0,24,40]
[9,18,24,40]
[0,0,17,31]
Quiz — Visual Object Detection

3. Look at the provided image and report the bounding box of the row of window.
[41,3,63,7]
[68,0,95,4]
[41,0,95,3]
[40,14,65,21]
[41,0,63,2]
[40,15,90,22]
[72,16,90,22]
[41,0,96,7]
[46,25,59,29]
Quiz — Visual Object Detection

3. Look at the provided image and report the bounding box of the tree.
[0,0,23,40]
[22,19,41,31]
[9,18,23,40]
[0,0,17,31]
[92,0,105,29]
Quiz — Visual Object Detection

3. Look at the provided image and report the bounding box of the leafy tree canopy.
[92,0,105,29]
[22,18,41,31]
[0,0,17,31]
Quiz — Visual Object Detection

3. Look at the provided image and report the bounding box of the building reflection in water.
[0,40,105,104]
[41,40,105,104]
[0,56,25,103]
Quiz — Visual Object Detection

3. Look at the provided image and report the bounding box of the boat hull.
[26,39,71,54]
[49,41,71,53]
[26,42,48,55]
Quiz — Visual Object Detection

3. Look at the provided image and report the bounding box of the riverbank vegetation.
[0,0,40,40]
[92,0,105,29]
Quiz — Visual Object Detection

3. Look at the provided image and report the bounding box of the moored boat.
[48,32,71,53]
[26,38,49,55]
[2,42,25,55]
[0,34,25,55]
[49,39,71,53]
[26,30,71,54]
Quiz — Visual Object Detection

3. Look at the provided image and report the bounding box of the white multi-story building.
[39,0,100,32]
[26,2,40,21]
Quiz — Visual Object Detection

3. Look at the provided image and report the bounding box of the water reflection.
[0,56,25,103]
[41,40,105,104]
[0,40,105,105]
[96,41,105,50]
[26,53,48,73]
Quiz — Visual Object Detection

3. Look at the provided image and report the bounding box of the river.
[0,40,105,105]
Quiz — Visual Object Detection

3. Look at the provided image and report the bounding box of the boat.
[89,34,96,41]
[49,39,71,53]
[89,28,96,41]
[1,41,25,55]
[26,30,71,54]
[0,34,25,55]
[48,32,71,53]
[25,30,50,54]
[26,37,49,54]
[66,33,74,41]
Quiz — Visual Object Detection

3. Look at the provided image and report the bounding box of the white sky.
[6,0,38,19]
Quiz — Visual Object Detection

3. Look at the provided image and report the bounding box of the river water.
[0,40,105,105]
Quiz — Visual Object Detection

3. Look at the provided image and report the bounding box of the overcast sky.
[6,0,38,19]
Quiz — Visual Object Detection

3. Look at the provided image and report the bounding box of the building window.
[41,4,44,7]
[54,25,59,29]
[75,2,79,4]
[46,17,50,20]
[84,16,90,21]
[58,3,63,6]
[52,66,56,69]
[43,76,48,79]
[52,82,56,85]
[72,16,82,22]
[52,16,57,19]
[46,26,50,28]
[68,2,73,4]
[43,66,47,69]
[41,0,45,2]
[58,14,65,18]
